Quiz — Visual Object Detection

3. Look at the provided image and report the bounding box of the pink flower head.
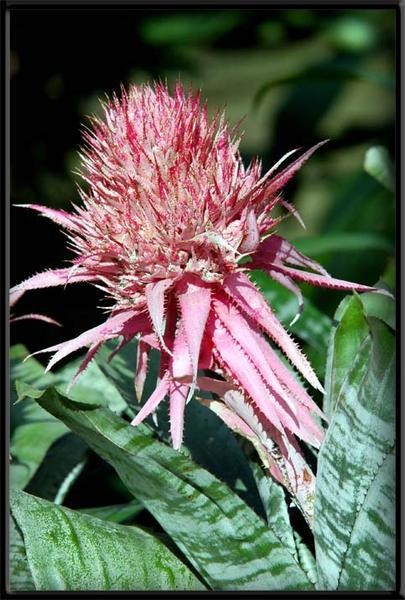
[11,82,379,505]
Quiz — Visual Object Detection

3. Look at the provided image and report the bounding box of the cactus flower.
[11,83,378,502]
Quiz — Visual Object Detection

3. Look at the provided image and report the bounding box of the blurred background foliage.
[11,6,395,355]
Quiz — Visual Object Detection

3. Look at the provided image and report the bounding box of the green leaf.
[324,16,377,53]
[10,345,57,434]
[314,297,395,590]
[79,500,144,524]
[359,288,395,331]
[322,294,370,419]
[10,345,54,390]
[11,378,87,501]
[25,434,88,504]
[97,339,264,515]
[250,463,317,587]
[15,380,45,403]
[53,359,127,413]
[32,387,313,591]
[9,515,35,591]
[364,146,394,192]
[250,463,300,559]
[292,232,392,257]
[10,380,68,490]
[10,344,125,493]
[250,270,332,353]
[139,12,241,46]
[323,288,395,418]
[11,344,126,416]
[293,532,317,587]
[11,489,204,591]
[254,61,393,108]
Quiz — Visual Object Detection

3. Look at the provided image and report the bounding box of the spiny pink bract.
[11,82,376,473]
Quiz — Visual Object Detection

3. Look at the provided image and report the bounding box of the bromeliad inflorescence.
[11,82,379,517]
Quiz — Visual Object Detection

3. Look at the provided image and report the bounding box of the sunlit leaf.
[364,146,394,192]
[325,16,377,53]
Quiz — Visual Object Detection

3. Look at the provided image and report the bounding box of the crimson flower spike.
[10,82,386,521]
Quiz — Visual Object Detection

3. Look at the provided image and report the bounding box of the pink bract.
[11,82,379,501]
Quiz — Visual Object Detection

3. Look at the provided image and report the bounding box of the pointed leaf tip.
[145,279,174,356]
[178,279,211,387]
[266,140,329,195]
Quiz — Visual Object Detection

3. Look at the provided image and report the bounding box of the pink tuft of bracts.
[11,83,381,516]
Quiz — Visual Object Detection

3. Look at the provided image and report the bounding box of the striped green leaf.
[32,387,313,591]
[96,339,264,515]
[10,489,205,591]
[251,463,317,587]
[293,531,317,587]
[314,295,395,590]
[251,462,297,559]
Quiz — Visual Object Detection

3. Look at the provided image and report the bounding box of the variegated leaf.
[32,387,314,591]
[314,295,395,590]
